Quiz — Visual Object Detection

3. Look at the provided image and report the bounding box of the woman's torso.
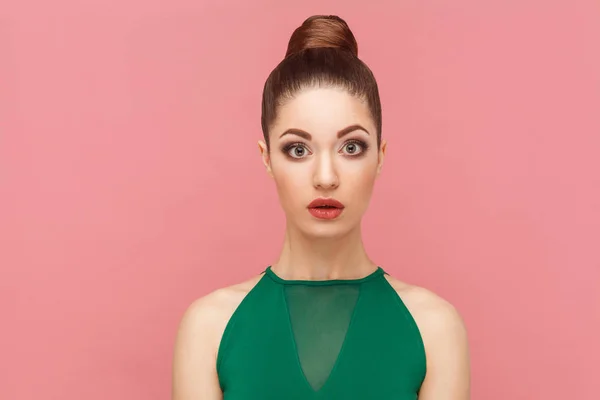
[216,266,426,399]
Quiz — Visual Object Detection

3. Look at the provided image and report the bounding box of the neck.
[271,223,377,281]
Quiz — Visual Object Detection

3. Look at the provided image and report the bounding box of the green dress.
[217,266,426,399]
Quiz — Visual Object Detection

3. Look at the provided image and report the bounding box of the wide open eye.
[282,142,312,159]
[340,140,368,156]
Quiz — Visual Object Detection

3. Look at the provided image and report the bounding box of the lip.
[307,198,345,220]
[308,198,345,209]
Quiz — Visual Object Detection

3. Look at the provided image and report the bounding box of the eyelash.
[281,139,370,160]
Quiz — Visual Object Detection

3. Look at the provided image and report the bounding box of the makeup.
[307,197,345,220]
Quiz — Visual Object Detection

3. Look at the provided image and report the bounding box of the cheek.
[343,164,378,204]
[272,165,309,207]
[350,171,376,195]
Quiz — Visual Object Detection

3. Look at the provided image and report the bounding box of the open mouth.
[307,198,345,219]
[307,198,345,209]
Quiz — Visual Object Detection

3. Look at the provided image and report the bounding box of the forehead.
[272,87,375,139]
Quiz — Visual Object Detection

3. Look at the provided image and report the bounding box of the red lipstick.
[307,198,345,220]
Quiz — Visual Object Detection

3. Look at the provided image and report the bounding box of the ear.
[376,139,387,177]
[258,140,273,178]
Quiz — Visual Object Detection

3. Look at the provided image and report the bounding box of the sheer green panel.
[284,284,360,391]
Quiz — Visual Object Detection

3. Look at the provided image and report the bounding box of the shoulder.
[174,273,264,360]
[384,274,467,340]
[172,273,264,398]
[383,274,469,360]
[384,274,470,397]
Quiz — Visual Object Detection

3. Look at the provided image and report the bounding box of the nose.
[312,152,339,190]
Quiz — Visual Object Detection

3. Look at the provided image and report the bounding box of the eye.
[285,143,311,159]
[341,140,367,156]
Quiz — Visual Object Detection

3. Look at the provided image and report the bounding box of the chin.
[299,219,354,240]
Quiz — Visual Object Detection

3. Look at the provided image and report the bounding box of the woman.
[172,15,470,400]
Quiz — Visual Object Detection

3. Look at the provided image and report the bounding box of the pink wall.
[2,1,599,399]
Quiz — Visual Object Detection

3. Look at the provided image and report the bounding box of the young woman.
[172,15,470,400]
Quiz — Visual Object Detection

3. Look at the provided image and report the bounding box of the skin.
[172,87,470,399]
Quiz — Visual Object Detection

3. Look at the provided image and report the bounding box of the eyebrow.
[279,124,370,140]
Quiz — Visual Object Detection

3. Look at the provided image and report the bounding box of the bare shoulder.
[384,274,467,338]
[176,273,264,352]
[384,274,470,399]
[172,273,264,399]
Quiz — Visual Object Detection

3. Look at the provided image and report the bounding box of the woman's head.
[258,15,386,238]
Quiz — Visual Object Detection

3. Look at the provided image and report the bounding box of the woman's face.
[259,87,386,238]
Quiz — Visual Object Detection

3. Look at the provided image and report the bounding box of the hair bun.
[285,15,358,58]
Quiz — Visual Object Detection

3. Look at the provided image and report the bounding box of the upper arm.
[417,296,470,400]
[172,296,223,400]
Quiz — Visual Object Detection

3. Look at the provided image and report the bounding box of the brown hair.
[261,15,382,150]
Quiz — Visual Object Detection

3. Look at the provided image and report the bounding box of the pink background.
[2,1,599,399]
